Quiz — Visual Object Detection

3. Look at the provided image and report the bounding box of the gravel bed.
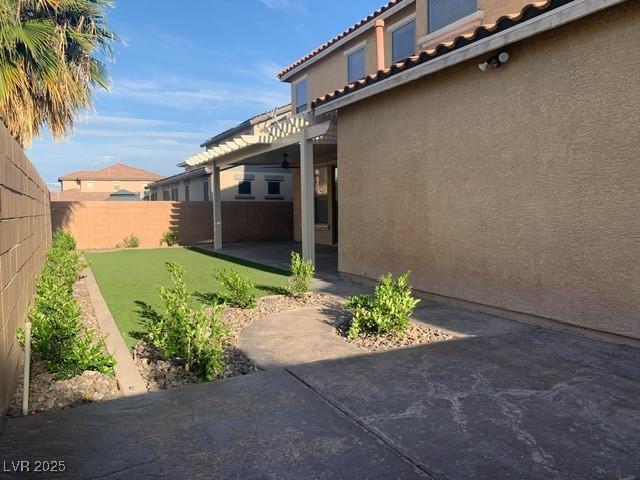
[5,274,120,417]
[134,293,339,391]
[329,306,455,352]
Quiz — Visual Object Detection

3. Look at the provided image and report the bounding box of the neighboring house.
[54,162,163,201]
[146,165,293,203]
[185,0,639,340]
[105,189,143,202]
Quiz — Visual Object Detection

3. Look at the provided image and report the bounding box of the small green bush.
[119,234,140,249]
[145,261,228,381]
[288,252,314,296]
[160,229,179,247]
[21,232,115,378]
[346,272,420,339]
[52,230,76,251]
[215,270,256,309]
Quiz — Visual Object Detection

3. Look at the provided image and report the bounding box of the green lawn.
[86,247,289,348]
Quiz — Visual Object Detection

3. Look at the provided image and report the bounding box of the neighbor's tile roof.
[313,0,567,109]
[277,0,408,79]
[58,162,163,182]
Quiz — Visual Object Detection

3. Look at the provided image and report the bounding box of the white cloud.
[260,0,308,14]
[109,76,289,112]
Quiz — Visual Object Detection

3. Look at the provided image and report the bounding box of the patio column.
[211,164,222,250]
[300,129,315,265]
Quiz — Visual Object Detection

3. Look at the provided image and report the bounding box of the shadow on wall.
[168,202,214,246]
[49,200,293,250]
[50,201,79,233]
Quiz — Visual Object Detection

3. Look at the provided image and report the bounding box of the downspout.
[375,19,386,71]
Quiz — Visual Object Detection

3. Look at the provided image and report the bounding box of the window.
[295,79,308,114]
[150,192,157,201]
[203,181,210,202]
[238,181,252,196]
[429,0,477,32]
[314,167,329,225]
[163,190,170,201]
[347,47,365,83]
[184,185,190,202]
[391,20,416,62]
[171,186,178,201]
[267,181,281,196]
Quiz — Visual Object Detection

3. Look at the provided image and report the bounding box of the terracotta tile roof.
[58,162,163,182]
[313,0,568,109]
[277,0,408,79]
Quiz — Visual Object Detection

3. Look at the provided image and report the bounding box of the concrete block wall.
[0,124,51,414]
[51,201,293,250]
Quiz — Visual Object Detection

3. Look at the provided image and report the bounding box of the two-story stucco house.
[146,164,293,203]
[185,0,639,340]
[54,162,163,201]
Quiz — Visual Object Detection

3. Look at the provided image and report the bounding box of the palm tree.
[0,0,115,145]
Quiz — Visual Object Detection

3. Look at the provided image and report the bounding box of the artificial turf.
[85,247,289,348]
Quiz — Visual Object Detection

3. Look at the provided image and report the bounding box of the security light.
[478,51,511,72]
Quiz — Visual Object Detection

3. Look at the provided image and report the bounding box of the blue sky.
[28,0,386,187]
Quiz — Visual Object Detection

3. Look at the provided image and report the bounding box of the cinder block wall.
[0,124,51,414]
[51,201,293,250]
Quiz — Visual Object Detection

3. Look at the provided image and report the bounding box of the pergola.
[186,113,337,266]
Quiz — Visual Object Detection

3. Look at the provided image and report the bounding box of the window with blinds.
[428,0,477,33]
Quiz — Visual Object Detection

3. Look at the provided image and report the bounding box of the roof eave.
[314,0,625,115]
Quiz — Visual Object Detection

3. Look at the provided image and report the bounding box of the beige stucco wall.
[337,2,640,339]
[0,124,51,414]
[61,179,152,194]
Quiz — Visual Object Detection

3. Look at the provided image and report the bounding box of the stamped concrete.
[290,328,640,479]
[239,307,362,369]
[2,266,639,479]
[0,371,424,479]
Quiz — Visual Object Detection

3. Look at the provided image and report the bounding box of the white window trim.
[388,13,417,34]
[343,40,367,57]
[419,10,485,50]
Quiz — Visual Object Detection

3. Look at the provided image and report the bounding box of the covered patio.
[205,241,338,278]
[186,111,338,268]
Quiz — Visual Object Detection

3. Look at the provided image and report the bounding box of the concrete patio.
[2,290,639,479]
[201,240,339,279]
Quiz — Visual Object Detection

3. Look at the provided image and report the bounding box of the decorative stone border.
[82,267,147,396]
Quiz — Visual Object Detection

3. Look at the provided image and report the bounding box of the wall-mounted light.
[479,51,511,72]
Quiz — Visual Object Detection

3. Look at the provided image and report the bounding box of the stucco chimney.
[375,19,385,71]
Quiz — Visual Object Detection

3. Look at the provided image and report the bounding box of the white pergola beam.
[211,165,222,250]
[299,129,315,265]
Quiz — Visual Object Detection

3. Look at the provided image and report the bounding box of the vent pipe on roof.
[375,19,386,71]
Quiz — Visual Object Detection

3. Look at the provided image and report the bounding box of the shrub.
[119,234,140,249]
[288,252,314,296]
[160,229,179,247]
[145,262,228,381]
[215,270,256,309]
[52,230,76,251]
[346,272,420,339]
[21,232,115,378]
